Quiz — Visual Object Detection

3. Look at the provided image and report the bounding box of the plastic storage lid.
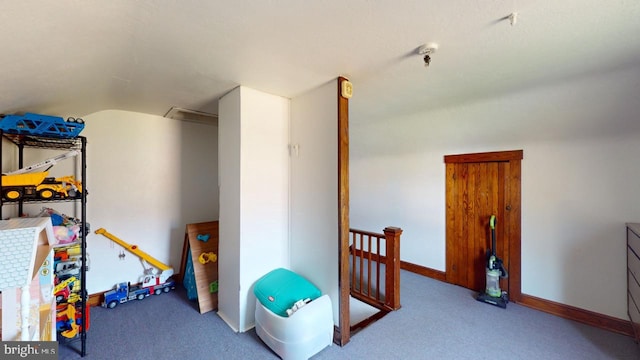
[253,268,321,317]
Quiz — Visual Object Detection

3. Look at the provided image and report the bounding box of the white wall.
[218,88,242,331]
[218,87,289,332]
[290,79,340,324]
[18,110,220,294]
[350,64,640,320]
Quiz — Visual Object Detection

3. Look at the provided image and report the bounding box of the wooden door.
[444,151,522,301]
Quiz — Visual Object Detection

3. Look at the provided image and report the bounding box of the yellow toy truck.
[1,172,82,201]
[1,150,83,201]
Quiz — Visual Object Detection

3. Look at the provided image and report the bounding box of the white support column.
[20,285,30,340]
[1,288,18,340]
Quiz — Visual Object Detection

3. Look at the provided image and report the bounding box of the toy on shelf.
[54,276,77,302]
[1,150,84,201]
[38,207,86,245]
[1,173,83,201]
[0,112,84,138]
[53,224,80,244]
[53,241,89,340]
[4,150,79,176]
[55,303,89,338]
[94,228,176,308]
[56,304,78,338]
[53,243,88,280]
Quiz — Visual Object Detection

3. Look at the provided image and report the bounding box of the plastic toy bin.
[253,268,333,360]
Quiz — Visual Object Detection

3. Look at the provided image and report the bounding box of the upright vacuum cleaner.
[476,215,509,308]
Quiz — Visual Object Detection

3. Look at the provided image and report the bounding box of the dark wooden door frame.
[444,150,523,302]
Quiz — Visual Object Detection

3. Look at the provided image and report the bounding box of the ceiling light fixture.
[417,43,439,67]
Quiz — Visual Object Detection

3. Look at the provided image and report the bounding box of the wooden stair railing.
[349,226,403,311]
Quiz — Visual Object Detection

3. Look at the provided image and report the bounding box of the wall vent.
[164,107,218,126]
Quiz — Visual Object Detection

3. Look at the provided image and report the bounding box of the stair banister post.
[383,226,402,310]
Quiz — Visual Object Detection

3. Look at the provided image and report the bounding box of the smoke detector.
[417,43,439,67]
[418,43,438,56]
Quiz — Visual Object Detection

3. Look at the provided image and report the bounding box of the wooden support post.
[383,226,402,310]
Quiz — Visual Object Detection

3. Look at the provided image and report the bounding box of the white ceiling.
[1,1,639,125]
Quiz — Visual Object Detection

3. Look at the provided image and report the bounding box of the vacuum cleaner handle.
[490,215,497,257]
[489,215,508,278]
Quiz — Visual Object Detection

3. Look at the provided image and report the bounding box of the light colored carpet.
[58,270,640,360]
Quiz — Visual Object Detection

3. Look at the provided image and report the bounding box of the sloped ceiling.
[1,1,639,125]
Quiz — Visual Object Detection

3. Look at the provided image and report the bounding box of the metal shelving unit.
[0,131,88,357]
